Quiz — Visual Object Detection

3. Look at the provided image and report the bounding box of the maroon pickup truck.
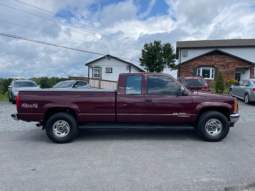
[11,73,240,143]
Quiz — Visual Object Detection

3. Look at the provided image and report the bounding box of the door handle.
[145,99,152,102]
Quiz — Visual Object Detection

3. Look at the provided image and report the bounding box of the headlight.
[14,90,19,94]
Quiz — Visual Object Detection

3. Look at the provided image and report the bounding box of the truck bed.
[18,89,116,123]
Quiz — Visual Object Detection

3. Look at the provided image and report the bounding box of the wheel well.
[43,108,78,126]
[197,107,230,121]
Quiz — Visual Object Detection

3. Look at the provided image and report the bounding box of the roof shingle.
[176,39,255,52]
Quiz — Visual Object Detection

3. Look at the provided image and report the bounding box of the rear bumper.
[11,113,19,121]
[230,113,240,123]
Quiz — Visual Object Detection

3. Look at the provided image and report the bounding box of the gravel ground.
[0,98,254,132]
[0,101,37,132]
[0,122,255,191]
[0,100,255,191]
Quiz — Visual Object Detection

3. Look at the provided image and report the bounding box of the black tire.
[8,92,11,102]
[45,112,78,143]
[228,89,233,97]
[11,94,16,104]
[196,111,230,142]
[244,93,250,104]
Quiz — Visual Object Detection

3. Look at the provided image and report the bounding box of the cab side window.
[125,75,142,95]
[147,75,180,95]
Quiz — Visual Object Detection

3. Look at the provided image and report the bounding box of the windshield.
[53,81,74,88]
[183,79,207,87]
[14,81,37,87]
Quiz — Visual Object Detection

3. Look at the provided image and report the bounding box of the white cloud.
[99,0,138,26]
[0,0,255,80]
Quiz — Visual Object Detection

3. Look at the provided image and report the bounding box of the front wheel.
[11,94,15,104]
[8,92,11,102]
[45,112,78,143]
[196,111,230,142]
[228,89,233,97]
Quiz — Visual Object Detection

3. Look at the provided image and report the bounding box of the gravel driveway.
[0,101,37,132]
[1,100,255,191]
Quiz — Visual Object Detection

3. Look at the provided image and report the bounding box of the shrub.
[215,71,225,93]
[227,80,238,87]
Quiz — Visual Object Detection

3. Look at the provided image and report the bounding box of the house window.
[197,67,215,79]
[93,68,101,78]
[182,51,188,57]
[105,67,112,73]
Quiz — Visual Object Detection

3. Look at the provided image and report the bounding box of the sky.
[0,0,255,79]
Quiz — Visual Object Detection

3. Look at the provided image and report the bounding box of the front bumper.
[11,113,19,121]
[230,113,240,123]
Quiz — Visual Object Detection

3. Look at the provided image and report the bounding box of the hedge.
[227,80,238,87]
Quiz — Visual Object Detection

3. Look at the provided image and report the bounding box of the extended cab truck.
[11,73,240,143]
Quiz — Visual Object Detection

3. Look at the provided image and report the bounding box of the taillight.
[253,88,255,92]
[16,94,20,108]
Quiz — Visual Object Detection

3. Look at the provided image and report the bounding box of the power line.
[0,3,143,45]
[0,32,140,62]
[14,0,145,44]
[0,19,140,55]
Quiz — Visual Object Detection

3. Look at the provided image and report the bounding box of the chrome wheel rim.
[53,120,70,137]
[245,95,248,103]
[205,119,223,136]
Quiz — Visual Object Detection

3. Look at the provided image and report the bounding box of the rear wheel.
[196,111,230,142]
[244,93,250,104]
[45,112,78,143]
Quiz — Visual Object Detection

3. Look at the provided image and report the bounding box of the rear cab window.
[125,75,142,95]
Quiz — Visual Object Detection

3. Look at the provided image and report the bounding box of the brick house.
[176,39,255,84]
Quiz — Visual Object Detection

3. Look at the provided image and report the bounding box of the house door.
[235,72,240,82]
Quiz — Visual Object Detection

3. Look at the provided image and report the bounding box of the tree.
[39,77,52,88]
[139,41,178,72]
[215,71,225,93]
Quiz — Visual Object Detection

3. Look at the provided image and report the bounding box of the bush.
[215,71,225,93]
[227,80,238,87]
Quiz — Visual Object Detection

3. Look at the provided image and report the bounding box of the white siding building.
[86,55,145,81]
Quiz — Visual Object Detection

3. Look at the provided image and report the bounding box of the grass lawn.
[0,94,9,101]
[210,87,229,95]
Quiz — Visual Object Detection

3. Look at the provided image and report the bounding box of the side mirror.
[74,85,79,88]
[38,85,41,88]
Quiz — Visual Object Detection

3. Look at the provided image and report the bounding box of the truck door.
[116,74,144,123]
[144,75,193,123]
